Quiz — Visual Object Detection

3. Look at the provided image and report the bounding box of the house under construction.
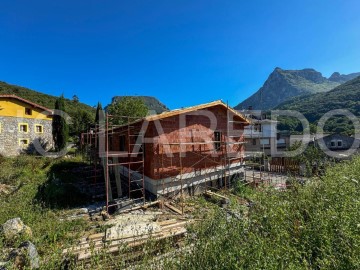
[81,100,250,211]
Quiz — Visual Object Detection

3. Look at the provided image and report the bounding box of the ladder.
[127,126,145,203]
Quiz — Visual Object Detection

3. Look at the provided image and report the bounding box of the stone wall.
[0,116,53,156]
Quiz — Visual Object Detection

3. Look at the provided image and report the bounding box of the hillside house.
[85,100,249,201]
[0,95,53,156]
[309,133,360,159]
[241,109,290,157]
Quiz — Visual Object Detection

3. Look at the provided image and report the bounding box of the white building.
[240,110,289,157]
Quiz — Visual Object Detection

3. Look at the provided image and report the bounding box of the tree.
[72,95,79,103]
[95,102,104,124]
[107,97,148,125]
[52,95,69,151]
[70,109,93,135]
[287,141,330,176]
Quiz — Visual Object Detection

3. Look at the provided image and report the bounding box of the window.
[25,108,32,115]
[252,139,257,145]
[108,136,114,151]
[330,140,336,147]
[214,131,222,151]
[139,143,145,158]
[19,139,29,147]
[35,125,43,133]
[19,123,28,133]
[337,140,343,147]
[260,138,270,145]
[119,135,126,151]
[254,124,262,132]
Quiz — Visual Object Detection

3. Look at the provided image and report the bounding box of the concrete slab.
[105,213,162,241]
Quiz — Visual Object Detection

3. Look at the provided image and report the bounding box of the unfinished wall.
[147,105,246,180]
[105,105,247,198]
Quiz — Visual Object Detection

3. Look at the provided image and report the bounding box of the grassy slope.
[0,156,91,269]
[168,158,360,269]
[2,155,359,269]
[278,69,339,94]
[0,81,95,118]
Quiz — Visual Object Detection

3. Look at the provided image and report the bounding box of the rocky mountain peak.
[234,68,359,110]
[328,71,360,83]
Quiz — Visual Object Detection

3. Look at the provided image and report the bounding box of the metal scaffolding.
[81,114,145,213]
[81,103,247,214]
[156,102,246,204]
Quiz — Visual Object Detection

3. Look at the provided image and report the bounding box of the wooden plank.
[161,220,193,230]
[158,219,178,226]
[164,202,183,215]
[88,233,105,241]
[204,190,230,204]
[117,200,160,214]
[63,240,103,254]
[77,227,187,261]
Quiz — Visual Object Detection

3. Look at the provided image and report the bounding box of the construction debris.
[163,202,183,215]
[63,205,192,264]
[105,213,162,240]
[203,190,230,205]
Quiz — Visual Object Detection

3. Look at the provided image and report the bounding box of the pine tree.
[52,95,69,151]
[95,102,104,123]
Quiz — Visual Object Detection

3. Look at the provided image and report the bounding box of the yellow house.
[0,95,54,156]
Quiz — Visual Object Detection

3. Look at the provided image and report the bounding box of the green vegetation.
[52,95,69,151]
[276,75,360,134]
[287,141,332,176]
[111,96,168,114]
[235,68,344,110]
[70,109,93,137]
[1,154,360,269]
[0,81,95,120]
[277,68,339,93]
[95,102,104,124]
[0,156,90,269]
[168,157,360,269]
[107,96,148,125]
[37,163,90,208]
[329,72,360,83]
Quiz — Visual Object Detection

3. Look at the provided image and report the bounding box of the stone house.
[0,95,54,156]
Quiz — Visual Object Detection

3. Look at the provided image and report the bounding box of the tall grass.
[0,156,89,269]
[169,158,360,269]
[1,155,360,269]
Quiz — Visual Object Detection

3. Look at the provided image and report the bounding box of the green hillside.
[276,75,360,134]
[0,81,95,118]
[111,96,169,114]
[235,68,339,110]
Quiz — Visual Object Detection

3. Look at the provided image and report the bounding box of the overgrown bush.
[170,157,360,269]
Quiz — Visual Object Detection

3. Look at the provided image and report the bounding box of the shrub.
[172,157,360,269]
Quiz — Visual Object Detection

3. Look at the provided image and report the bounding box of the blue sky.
[0,0,359,109]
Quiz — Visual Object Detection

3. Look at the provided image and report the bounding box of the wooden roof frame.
[110,100,250,131]
[144,100,250,123]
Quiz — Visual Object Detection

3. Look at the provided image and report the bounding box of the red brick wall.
[147,105,246,179]
[109,105,246,180]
